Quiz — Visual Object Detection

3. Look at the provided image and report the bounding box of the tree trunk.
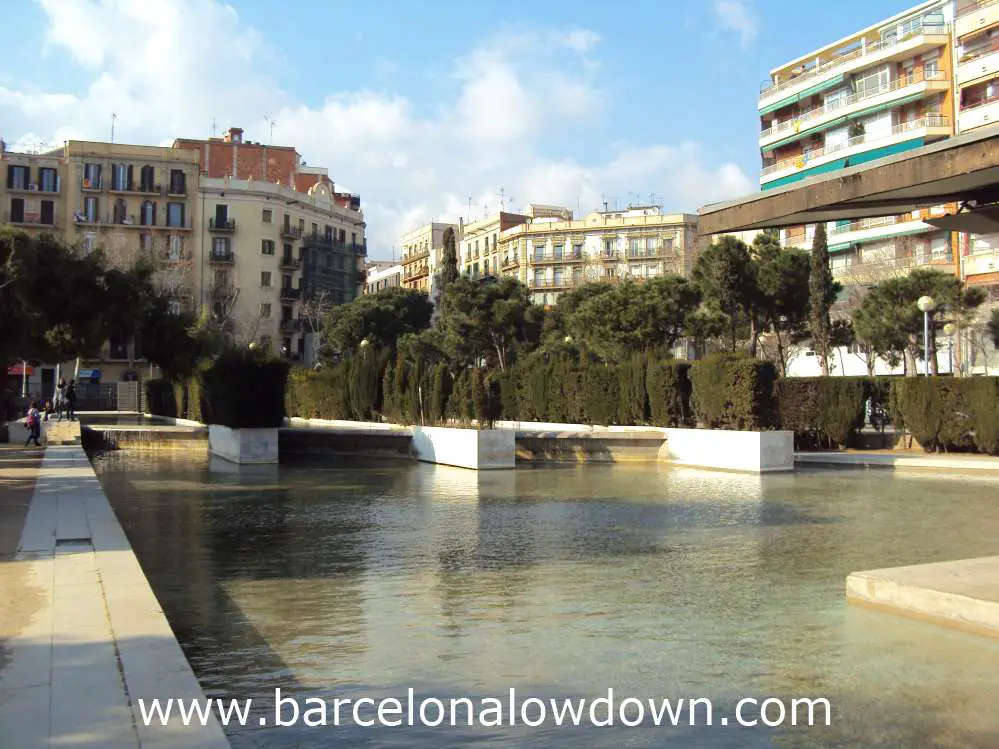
[775,327,787,377]
[904,344,917,377]
[749,315,758,358]
[928,317,939,375]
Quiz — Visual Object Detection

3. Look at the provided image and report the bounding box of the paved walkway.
[0,432,230,748]
[796,450,999,472]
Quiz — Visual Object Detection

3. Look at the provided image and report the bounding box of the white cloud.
[713,0,758,49]
[1,0,752,257]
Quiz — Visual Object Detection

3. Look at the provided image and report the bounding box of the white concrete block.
[208,425,278,464]
[411,427,515,470]
[663,428,794,473]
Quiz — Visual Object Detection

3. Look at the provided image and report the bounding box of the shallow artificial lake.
[91,453,999,748]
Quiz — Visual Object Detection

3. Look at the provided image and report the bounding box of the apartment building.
[364,261,404,294]
[399,221,460,297]
[460,212,530,280]
[499,205,701,306]
[199,176,366,362]
[758,0,962,285]
[955,0,999,133]
[1,142,66,234]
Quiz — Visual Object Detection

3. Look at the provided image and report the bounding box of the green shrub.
[892,377,999,453]
[691,352,777,430]
[429,364,451,423]
[201,347,290,428]
[776,377,868,448]
[646,360,692,427]
[618,353,649,426]
[968,378,999,455]
[583,363,620,425]
[144,379,177,418]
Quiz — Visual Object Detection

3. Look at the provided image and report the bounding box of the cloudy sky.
[2,0,906,258]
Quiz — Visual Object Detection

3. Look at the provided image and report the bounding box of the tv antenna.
[497,186,514,212]
[264,115,276,144]
[110,113,118,143]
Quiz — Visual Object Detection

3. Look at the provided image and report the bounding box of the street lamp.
[916,295,936,376]
[943,322,956,375]
[564,336,573,345]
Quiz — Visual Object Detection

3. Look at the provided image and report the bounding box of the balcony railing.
[279,255,301,270]
[961,91,999,111]
[279,318,302,333]
[761,114,949,177]
[3,211,57,227]
[167,183,187,196]
[599,251,622,261]
[501,256,519,270]
[303,231,334,248]
[81,177,103,191]
[134,182,162,195]
[209,249,235,263]
[279,286,301,301]
[209,218,236,232]
[531,251,585,264]
[760,70,948,140]
[529,277,581,289]
[759,23,947,99]
[829,215,907,234]
[209,283,237,299]
[404,264,429,280]
[7,178,61,194]
[280,225,302,240]
[405,248,430,262]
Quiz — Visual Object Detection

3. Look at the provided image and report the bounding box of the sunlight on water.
[91,452,999,748]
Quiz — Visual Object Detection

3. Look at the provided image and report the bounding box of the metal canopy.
[698,124,999,235]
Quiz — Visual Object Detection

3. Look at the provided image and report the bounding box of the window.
[534,269,545,285]
[169,170,185,195]
[112,164,130,191]
[140,165,155,192]
[572,243,583,258]
[9,198,24,223]
[262,209,273,223]
[83,163,101,188]
[139,232,152,252]
[262,239,275,255]
[351,232,357,245]
[140,200,156,226]
[84,196,98,222]
[168,300,181,315]
[167,202,184,227]
[170,236,183,260]
[40,200,54,225]
[629,238,643,256]
[7,165,27,190]
[534,241,545,259]
[113,198,127,224]
[924,59,939,78]
[282,274,292,289]
[553,244,563,259]
[39,168,57,192]
[664,237,674,252]
[260,302,272,318]
[283,243,293,258]
[554,269,564,285]
[630,264,642,276]
[604,239,615,255]
[261,272,272,288]
[213,269,229,286]
[212,237,230,257]
[83,232,96,252]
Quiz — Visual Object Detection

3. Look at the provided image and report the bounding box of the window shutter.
[127,164,133,190]
[153,203,157,227]
[6,166,12,189]
[111,163,117,189]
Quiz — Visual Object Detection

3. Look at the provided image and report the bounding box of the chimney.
[223,127,244,144]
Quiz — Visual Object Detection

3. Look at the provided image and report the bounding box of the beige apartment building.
[399,221,460,297]
[499,205,702,306]
[364,261,404,294]
[460,212,531,279]
[199,176,366,362]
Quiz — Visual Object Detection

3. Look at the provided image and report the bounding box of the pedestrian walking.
[23,401,42,447]
[55,376,67,421]
[65,380,77,421]
[43,399,54,422]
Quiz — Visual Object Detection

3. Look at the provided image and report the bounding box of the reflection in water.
[91,452,999,748]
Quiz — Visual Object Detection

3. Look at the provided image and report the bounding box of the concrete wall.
[663,428,795,473]
[411,427,515,470]
[208,425,278,464]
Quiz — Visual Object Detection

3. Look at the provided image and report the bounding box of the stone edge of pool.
[846,556,999,640]
[0,444,231,748]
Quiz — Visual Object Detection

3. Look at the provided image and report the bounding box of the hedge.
[690,353,778,431]
[776,376,889,448]
[144,379,176,418]
[646,360,692,427]
[893,376,999,454]
[201,347,290,429]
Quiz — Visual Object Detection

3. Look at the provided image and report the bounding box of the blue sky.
[2,0,912,257]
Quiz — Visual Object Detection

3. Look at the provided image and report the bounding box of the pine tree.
[808,222,835,376]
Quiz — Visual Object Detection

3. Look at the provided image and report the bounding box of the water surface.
[91,454,999,748]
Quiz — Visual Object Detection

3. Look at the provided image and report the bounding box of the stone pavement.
[0,440,230,748]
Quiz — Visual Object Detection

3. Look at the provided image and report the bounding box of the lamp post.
[916,295,936,376]
[943,323,956,375]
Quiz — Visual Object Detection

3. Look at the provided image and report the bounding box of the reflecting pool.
[91,453,999,748]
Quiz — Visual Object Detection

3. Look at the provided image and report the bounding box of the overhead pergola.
[698,123,999,237]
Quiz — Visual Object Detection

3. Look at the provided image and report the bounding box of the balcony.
[827,214,935,247]
[759,23,949,109]
[957,38,999,84]
[209,249,235,264]
[302,231,334,248]
[279,318,302,333]
[81,177,103,191]
[404,263,429,281]
[6,178,61,195]
[963,250,999,278]
[530,251,585,265]
[280,225,301,240]
[279,254,301,270]
[501,255,519,271]
[279,286,301,301]
[209,283,237,299]
[956,0,999,40]
[529,277,580,290]
[599,251,622,262]
[208,217,236,232]
[167,183,186,196]
[3,211,57,228]
[760,70,949,148]
[405,247,430,262]
[133,182,162,196]
[959,95,999,131]
[761,114,951,186]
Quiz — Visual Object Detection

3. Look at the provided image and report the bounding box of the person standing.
[65,380,77,422]
[55,376,67,421]
[24,402,42,447]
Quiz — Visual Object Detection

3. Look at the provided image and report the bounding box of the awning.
[827,242,854,253]
[759,74,846,116]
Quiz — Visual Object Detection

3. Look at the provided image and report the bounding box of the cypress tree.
[809,222,835,376]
